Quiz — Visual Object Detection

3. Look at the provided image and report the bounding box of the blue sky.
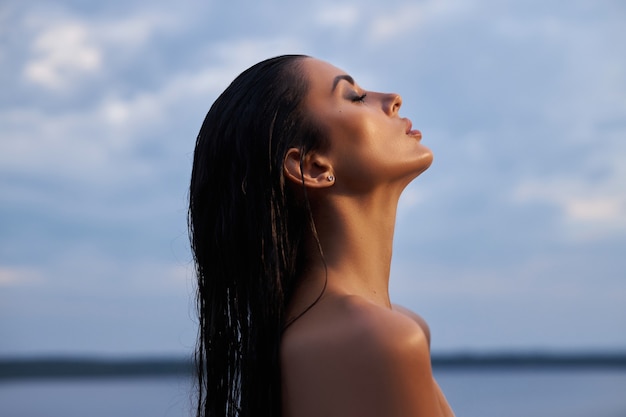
[1,0,625,356]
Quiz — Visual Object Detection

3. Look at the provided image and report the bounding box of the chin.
[415,149,434,176]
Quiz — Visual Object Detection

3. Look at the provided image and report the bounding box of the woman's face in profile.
[301,58,433,192]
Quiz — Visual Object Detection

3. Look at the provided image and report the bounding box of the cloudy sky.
[1,0,625,357]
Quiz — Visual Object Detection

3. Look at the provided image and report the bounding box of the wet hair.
[188,55,325,417]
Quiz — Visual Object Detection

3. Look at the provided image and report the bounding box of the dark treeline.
[432,352,626,369]
[2,352,626,380]
[0,357,192,380]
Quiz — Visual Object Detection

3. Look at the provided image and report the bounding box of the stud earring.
[327,175,335,182]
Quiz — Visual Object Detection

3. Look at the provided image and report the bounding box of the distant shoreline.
[432,352,626,369]
[2,353,626,380]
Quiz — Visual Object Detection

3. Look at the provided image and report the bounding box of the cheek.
[327,113,381,150]
[326,116,390,160]
[329,138,396,191]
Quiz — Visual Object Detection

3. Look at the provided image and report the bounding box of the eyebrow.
[331,74,355,92]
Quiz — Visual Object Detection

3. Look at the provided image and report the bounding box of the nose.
[385,93,402,115]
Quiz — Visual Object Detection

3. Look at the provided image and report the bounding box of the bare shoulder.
[339,298,429,357]
[282,296,427,366]
[281,296,449,417]
[392,303,431,348]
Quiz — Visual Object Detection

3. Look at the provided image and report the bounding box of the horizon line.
[2,351,626,381]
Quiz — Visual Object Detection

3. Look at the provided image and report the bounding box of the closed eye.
[352,93,367,103]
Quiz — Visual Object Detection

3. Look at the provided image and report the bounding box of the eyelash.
[352,93,367,103]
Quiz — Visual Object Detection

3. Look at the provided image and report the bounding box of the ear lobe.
[284,148,334,188]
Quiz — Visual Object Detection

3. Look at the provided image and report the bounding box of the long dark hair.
[188,55,324,417]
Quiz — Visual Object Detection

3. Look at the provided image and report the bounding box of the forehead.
[301,58,352,94]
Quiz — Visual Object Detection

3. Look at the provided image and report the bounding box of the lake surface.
[436,368,626,417]
[1,368,625,417]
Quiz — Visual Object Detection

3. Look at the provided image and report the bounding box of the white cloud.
[0,266,43,287]
[565,198,622,222]
[315,3,360,28]
[95,13,178,46]
[367,0,468,43]
[24,22,102,89]
[368,4,422,43]
[512,172,626,240]
[21,10,180,90]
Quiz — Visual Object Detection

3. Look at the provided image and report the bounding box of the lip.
[404,118,422,139]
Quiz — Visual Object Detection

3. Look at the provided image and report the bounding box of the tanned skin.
[280,58,454,417]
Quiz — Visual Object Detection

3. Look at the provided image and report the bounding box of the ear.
[284,148,335,188]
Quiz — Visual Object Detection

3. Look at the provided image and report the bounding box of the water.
[1,369,625,417]
[436,369,626,417]
[0,376,193,417]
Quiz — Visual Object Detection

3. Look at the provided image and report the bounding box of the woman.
[189,55,454,417]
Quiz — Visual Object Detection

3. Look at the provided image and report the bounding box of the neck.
[304,187,401,308]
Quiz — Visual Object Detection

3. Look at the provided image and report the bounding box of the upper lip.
[404,118,413,134]
[405,119,413,134]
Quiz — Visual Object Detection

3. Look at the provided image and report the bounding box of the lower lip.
[407,129,422,138]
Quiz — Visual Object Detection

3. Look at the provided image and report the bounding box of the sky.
[1,0,625,357]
